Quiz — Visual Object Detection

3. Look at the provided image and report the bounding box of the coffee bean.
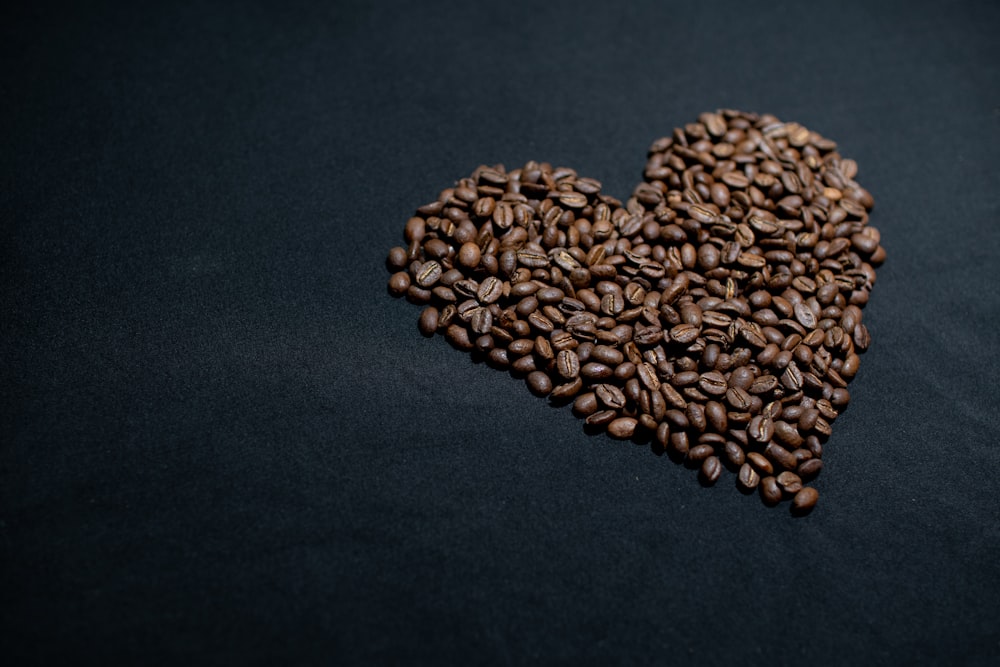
[747,451,773,476]
[726,386,752,411]
[418,306,439,336]
[608,417,638,439]
[748,415,774,443]
[670,323,700,344]
[573,392,598,416]
[388,271,411,296]
[765,442,798,471]
[595,383,627,409]
[798,458,824,479]
[738,463,760,489]
[724,440,745,466]
[698,371,728,395]
[526,371,553,396]
[555,349,581,379]
[760,476,782,504]
[581,362,614,380]
[586,409,617,426]
[776,471,803,494]
[792,487,819,512]
[701,456,722,483]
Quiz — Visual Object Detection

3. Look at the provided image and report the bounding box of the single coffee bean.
[776,471,803,494]
[724,440,745,466]
[526,371,553,396]
[581,362,614,380]
[760,476,782,504]
[608,417,638,439]
[595,383,627,409]
[738,463,760,489]
[701,456,722,483]
[792,487,819,512]
[688,444,715,461]
[798,458,824,479]
[765,442,798,470]
[586,409,617,427]
[726,386,752,411]
[698,371,728,395]
[418,306,439,336]
[747,451,773,475]
[388,271,411,296]
[573,392,598,416]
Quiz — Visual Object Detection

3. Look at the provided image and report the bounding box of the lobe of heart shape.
[386,110,884,514]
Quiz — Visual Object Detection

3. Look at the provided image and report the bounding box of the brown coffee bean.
[765,442,798,471]
[418,306,439,336]
[608,417,638,439]
[688,444,715,462]
[595,383,627,409]
[701,456,722,483]
[748,415,774,443]
[586,409,617,426]
[798,458,824,479]
[726,386,752,411]
[792,487,819,512]
[573,392,598,416]
[388,271,411,296]
[556,349,581,379]
[776,471,803,494]
[747,451,773,476]
[738,463,760,489]
[698,371,728,395]
[724,441,745,466]
[526,371,553,396]
[760,476,782,504]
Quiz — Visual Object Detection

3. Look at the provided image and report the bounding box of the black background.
[3,0,999,664]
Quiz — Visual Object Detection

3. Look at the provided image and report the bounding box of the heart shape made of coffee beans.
[386,110,884,513]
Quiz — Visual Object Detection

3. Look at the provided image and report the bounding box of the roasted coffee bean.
[573,392,599,417]
[418,306,439,336]
[792,487,819,512]
[586,409,617,426]
[748,415,775,443]
[388,271,411,296]
[477,276,503,304]
[556,350,581,379]
[608,417,638,439]
[595,383,627,409]
[688,444,715,462]
[765,442,798,471]
[726,386,752,411]
[798,458,824,479]
[747,451,773,476]
[698,371,728,395]
[526,371,553,396]
[760,476,782,505]
[776,471,803,494]
[701,456,722,483]
[738,463,760,489]
[724,440,745,466]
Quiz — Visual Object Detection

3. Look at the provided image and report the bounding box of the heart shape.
[386,110,884,512]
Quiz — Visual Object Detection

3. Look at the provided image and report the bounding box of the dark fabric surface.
[3,0,999,664]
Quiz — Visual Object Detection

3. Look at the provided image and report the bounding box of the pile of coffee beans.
[386,110,884,512]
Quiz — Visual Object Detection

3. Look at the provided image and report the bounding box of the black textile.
[3,1,999,664]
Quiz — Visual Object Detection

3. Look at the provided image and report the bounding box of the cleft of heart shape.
[385,110,885,513]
